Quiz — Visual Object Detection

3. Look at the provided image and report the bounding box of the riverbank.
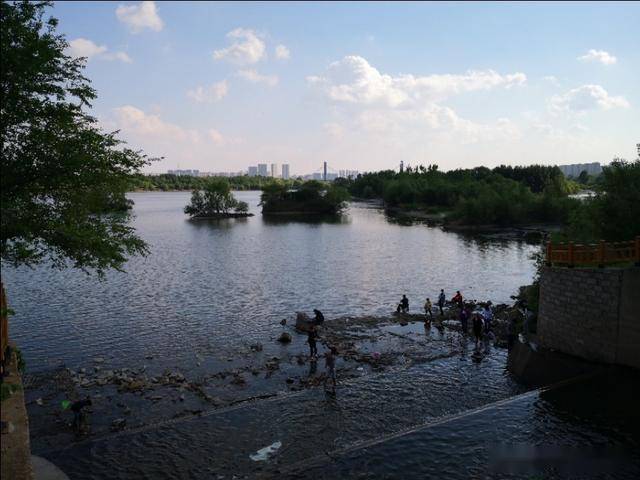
[1,345,33,480]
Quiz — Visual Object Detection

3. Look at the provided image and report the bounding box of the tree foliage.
[184,179,246,217]
[1,1,151,275]
[260,181,349,214]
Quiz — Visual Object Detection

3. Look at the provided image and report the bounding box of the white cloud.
[67,38,107,59]
[213,28,266,65]
[542,75,559,86]
[186,80,229,103]
[237,69,278,87]
[116,1,164,33]
[275,44,290,60]
[208,129,225,145]
[550,84,629,113]
[578,49,617,65]
[103,51,133,63]
[113,106,201,143]
[308,55,526,108]
[67,38,132,63]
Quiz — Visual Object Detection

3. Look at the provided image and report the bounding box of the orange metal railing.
[546,236,640,267]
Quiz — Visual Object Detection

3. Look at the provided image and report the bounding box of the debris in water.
[249,441,282,461]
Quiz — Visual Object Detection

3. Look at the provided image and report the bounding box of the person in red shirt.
[452,291,463,308]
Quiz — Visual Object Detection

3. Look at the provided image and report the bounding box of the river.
[3,191,638,479]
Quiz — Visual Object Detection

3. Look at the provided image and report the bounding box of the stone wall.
[538,266,640,369]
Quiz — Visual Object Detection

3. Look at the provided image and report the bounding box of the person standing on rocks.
[71,397,92,434]
[438,289,446,315]
[507,317,517,350]
[452,291,463,309]
[313,309,325,325]
[308,325,318,360]
[459,306,470,333]
[483,304,493,333]
[472,313,484,347]
[424,297,433,321]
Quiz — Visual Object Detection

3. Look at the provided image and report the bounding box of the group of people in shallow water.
[399,290,504,347]
[305,308,337,392]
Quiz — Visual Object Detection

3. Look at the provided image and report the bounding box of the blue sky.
[54,1,639,174]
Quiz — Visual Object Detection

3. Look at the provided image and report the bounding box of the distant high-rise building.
[270,163,278,178]
[167,169,199,176]
[281,164,290,180]
[248,166,258,177]
[557,162,602,178]
[257,164,268,176]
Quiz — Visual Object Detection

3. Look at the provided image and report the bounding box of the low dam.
[537,266,640,369]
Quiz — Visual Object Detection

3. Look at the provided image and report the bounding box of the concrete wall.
[538,266,640,369]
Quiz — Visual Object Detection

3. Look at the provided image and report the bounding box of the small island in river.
[184,178,253,219]
[260,180,350,215]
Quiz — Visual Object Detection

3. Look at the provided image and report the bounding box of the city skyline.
[55,1,639,173]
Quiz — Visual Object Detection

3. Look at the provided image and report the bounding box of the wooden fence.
[1,282,8,374]
[546,236,640,267]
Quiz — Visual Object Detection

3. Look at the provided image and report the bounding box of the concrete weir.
[537,266,640,369]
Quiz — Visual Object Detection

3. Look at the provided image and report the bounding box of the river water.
[4,191,537,372]
[4,192,638,479]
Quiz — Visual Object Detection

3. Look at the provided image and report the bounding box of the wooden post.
[598,240,605,268]
[568,241,574,267]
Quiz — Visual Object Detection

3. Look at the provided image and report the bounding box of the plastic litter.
[249,441,282,461]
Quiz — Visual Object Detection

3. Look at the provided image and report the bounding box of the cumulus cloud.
[186,80,229,103]
[102,51,133,63]
[116,1,164,33]
[550,84,629,113]
[275,44,290,60]
[308,55,526,108]
[237,69,278,87]
[213,28,266,65]
[67,38,107,59]
[67,38,132,63]
[578,49,617,65]
[307,56,527,147]
[113,106,201,143]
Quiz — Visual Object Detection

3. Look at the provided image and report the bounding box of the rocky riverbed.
[24,301,526,452]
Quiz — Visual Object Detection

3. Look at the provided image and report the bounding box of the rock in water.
[277,332,292,343]
[295,312,314,332]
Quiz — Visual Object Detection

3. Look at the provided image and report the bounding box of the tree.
[1,1,152,276]
[184,179,243,217]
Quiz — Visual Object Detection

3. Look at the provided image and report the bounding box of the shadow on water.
[261,213,351,226]
[185,216,251,229]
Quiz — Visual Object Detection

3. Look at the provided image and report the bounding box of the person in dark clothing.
[507,317,517,351]
[313,309,325,325]
[459,307,469,333]
[397,294,409,313]
[472,313,484,346]
[71,397,92,433]
[438,289,446,315]
[307,325,318,359]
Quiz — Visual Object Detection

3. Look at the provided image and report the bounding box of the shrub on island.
[260,180,350,215]
[184,179,253,219]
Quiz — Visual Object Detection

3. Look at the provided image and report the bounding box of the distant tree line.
[131,174,303,192]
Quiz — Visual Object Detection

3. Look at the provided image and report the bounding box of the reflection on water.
[3,191,539,372]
